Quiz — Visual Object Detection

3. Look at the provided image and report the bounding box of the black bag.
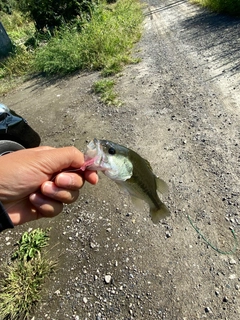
[0,103,41,155]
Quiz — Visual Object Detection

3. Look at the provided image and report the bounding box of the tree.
[0,22,13,58]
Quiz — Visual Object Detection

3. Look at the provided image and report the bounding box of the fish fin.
[130,195,144,209]
[115,181,129,194]
[156,177,169,194]
[150,203,170,224]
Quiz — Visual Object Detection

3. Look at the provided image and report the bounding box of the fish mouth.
[85,139,102,164]
[84,138,110,171]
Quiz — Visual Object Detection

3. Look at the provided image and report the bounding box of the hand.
[0,146,98,226]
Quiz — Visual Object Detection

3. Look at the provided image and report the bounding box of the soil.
[0,0,240,319]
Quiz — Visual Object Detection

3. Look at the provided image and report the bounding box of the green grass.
[0,228,56,319]
[0,46,34,78]
[192,0,240,16]
[0,10,35,93]
[93,78,121,106]
[12,228,50,261]
[0,0,143,96]
[34,0,143,75]
[0,10,35,43]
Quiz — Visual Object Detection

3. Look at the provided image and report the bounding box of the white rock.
[105,275,112,284]
[229,258,237,265]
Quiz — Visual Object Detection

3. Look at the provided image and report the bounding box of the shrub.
[17,0,96,31]
[34,0,143,75]
[193,0,240,16]
[0,0,16,14]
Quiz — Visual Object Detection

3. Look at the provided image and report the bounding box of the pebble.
[104,275,112,284]
[165,231,171,238]
[83,297,88,304]
[229,258,237,265]
[54,290,61,296]
[90,242,96,249]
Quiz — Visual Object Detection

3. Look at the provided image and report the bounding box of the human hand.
[0,146,98,226]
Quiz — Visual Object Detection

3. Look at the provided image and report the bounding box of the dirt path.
[1,1,240,319]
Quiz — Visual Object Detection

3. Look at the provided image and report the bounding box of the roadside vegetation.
[1,0,238,98]
[192,0,240,16]
[93,78,121,106]
[0,0,143,105]
[0,228,56,319]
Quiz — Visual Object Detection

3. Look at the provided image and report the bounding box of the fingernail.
[29,193,44,205]
[55,173,73,186]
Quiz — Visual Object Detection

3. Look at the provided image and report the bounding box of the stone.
[104,275,112,284]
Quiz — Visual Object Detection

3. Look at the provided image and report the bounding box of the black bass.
[84,139,170,223]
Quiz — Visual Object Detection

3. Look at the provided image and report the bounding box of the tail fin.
[150,203,170,224]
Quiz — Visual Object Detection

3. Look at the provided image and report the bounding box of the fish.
[84,138,170,223]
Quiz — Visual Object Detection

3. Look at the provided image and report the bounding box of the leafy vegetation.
[0,0,143,96]
[0,0,16,14]
[33,0,143,75]
[192,0,240,16]
[0,10,35,42]
[0,228,56,319]
[17,0,97,32]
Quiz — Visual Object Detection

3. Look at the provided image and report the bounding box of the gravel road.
[1,0,240,319]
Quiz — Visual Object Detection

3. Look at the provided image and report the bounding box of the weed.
[0,10,35,42]
[0,256,56,319]
[0,46,34,79]
[0,0,143,96]
[12,228,50,261]
[0,228,56,319]
[34,0,143,75]
[93,78,121,105]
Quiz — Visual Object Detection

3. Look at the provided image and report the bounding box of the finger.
[29,193,64,218]
[40,146,85,172]
[41,181,80,204]
[84,170,98,185]
[34,146,55,151]
[54,172,84,190]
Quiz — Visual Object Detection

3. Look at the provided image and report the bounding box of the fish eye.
[108,147,116,155]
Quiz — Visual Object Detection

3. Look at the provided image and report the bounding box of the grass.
[0,0,143,96]
[11,228,50,261]
[93,78,121,106]
[0,10,35,43]
[0,46,34,78]
[192,0,240,16]
[0,10,35,94]
[0,228,57,319]
[33,0,143,75]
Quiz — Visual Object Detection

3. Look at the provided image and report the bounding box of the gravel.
[1,0,240,319]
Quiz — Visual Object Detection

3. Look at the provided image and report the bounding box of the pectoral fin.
[156,177,169,194]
